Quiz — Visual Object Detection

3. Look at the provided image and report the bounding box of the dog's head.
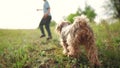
[56,21,69,34]
[73,15,89,27]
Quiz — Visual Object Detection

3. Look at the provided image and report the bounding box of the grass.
[0,21,120,68]
[0,27,64,68]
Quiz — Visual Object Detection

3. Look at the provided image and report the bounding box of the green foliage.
[66,13,79,23]
[95,21,120,67]
[0,21,120,68]
[66,4,96,23]
[104,0,120,19]
[82,5,96,22]
[50,20,56,27]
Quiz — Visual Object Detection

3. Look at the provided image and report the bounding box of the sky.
[0,0,107,29]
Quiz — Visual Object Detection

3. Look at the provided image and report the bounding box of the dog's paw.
[67,54,74,57]
[68,52,74,56]
[63,50,68,55]
[67,52,78,58]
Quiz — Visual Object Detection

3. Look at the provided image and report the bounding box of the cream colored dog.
[56,15,101,66]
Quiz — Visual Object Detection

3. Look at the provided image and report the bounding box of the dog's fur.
[56,15,101,66]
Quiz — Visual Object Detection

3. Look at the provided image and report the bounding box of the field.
[0,21,120,68]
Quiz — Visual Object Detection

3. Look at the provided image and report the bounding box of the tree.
[105,0,120,19]
[66,11,80,23]
[82,5,96,22]
[66,4,96,23]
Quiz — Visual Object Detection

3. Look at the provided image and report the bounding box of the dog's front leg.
[67,45,75,56]
[60,40,69,55]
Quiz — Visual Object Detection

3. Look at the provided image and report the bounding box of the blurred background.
[1,0,119,29]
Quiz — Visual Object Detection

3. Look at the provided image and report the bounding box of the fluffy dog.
[56,15,101,66]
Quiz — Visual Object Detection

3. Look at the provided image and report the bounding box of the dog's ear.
[56,21,69,34]
[56,23,61,34]
[56,22,64,34]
